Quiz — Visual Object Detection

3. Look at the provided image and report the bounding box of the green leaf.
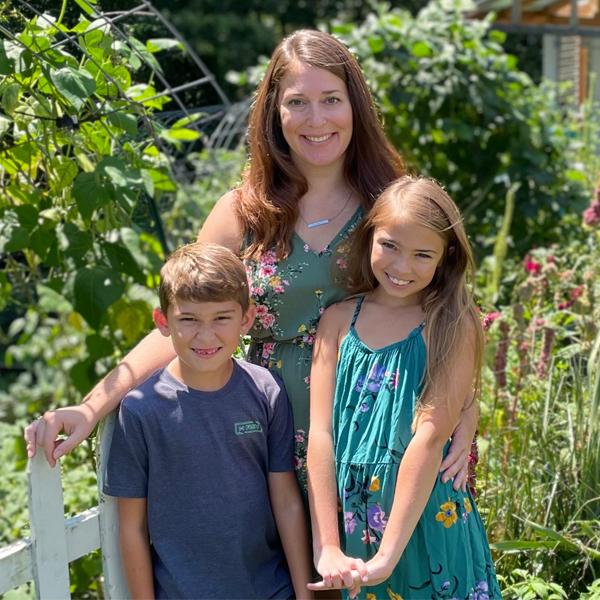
[101,241,146,285]
[0,115,11,138]
[73,0,99,16]
[130,38,163,75]
[49,66,97,111]
[72,172,112,220]
[166,128,200,141]
[412,42,433,57]
[70,357,99,396]
[566,169,587,182]
[29,228,58,261]
[146,38,183,53]
[172,113,205,129]
[1,84,20,115]
[367,36,384,54]
[0,272,11,311]
[0,41,15,75]
[0,211,29,252]
[58,222,90,262]
[74,266,125,330]
[109,299,153,345]
[490,540,556,551]
[85,333,114,360]
[106,111,138,135]
[49,157,79,194]
[37,284,74,313]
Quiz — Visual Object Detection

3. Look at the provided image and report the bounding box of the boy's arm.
[118,497,155,600]
[268,472,313,600]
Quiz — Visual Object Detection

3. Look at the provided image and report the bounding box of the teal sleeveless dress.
[335,297,501,600]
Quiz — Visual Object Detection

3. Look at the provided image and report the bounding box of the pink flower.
[319,307,324,314]
[336,258,347,269]
[262,250,277,265]
[303,334,315,345]
[274,285,285,294]
[259,313,276,329]
[524,256,541,275]
[303,376,310,385]
[583,200,600,227]
[252,287,265,296]
[303,244,310,253]
[255,305,268,316]
[297,429,306,435]
[295,434,305,442]
[294,456,303,470]
[283,280,290,286]
[482,312,503,332]
[262,343,275,358]
[361,529,375,544]
[260,265,276,278]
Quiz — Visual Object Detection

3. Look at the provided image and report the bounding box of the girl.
[307,177,501,600]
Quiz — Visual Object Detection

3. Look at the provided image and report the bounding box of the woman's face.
[278,62,353,175]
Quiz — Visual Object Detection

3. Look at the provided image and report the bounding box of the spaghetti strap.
[350,296,365,328]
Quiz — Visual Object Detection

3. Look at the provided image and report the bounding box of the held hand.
[23,404,98,468]
[308,546,369,592]
[308,553,393,599]
[439,392,479,492]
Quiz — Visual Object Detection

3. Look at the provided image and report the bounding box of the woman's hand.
[439,391,479,492]
[309,545,369,593]
[24,404,98,467]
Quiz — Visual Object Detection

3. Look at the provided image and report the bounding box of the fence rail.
[0,414,129,599]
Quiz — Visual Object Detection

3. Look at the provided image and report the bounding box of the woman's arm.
[25,191,245,466]
[307,305,368,590]
[118,497,155,600]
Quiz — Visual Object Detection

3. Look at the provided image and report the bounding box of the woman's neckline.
[293,204,363,255]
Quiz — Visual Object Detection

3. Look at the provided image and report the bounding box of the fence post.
[96,413,130,600]
[27,454,71,600]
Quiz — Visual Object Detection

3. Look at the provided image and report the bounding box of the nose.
[306,103,326,128]
[195,325,214,343]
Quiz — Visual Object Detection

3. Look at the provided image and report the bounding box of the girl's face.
[278,62,353,175]
[370,218,445,305]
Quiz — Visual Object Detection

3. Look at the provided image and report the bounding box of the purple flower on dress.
[354,375,366,393]
[344,511,357,534]
[367,505,388,533]
[366,364,386,393]
[441,582,450,591]
[470,581,489,600]
[359,402,370,413]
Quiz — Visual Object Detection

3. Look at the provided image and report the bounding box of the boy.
[104,242,312,600]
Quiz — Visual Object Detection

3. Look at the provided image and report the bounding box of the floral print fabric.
[334,297,502,600]
[243,206,363,492]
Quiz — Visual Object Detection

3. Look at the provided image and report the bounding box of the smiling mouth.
[192,347,221,358]
[303,133,334,143]
[387,273,412,287]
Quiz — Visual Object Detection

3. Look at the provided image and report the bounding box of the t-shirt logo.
[234,421,263,435]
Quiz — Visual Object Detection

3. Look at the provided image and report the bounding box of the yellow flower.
[269,276,281,287]
[435,500,458,528]
[315,289,323,295]
[367,594,377,600]
[464,497,472,514]
[298,324,307,333]
[276,360,282,369]
[387,587,403,600]
[268,361,272,368]
[369,476,380,492]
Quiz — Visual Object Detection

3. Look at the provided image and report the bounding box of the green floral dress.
[335,297,501,600]
[243,206,364,492]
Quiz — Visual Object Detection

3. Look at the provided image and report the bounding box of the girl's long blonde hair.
[236,29,405,260]
[346,176,484,411]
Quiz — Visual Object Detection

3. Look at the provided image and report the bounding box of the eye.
[216,316,231,321]
[180,317,196,322]
[325,96,340,104]
[288,98,304,107]
[416,253,432,259]
[381,241,395,250]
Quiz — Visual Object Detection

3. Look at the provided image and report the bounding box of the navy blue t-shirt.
[104,359,295,600]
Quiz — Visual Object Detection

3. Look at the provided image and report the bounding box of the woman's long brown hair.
[345,176,484,413]
[236,29,405,260]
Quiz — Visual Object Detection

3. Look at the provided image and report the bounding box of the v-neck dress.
[335,297,501,600]
[243,206,364,492]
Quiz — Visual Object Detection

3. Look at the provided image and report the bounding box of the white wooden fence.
[0,414,130,599]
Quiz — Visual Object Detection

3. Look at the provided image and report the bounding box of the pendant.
[307,219,329,228]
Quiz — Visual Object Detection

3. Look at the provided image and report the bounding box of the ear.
[240,304,256,336]
[448,246,456,257]
[153,308,171,337]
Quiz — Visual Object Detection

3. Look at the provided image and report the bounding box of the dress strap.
[350,296,365,328]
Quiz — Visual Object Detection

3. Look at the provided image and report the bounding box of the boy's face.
[154,298,254,391]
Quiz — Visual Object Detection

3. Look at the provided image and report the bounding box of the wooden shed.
[468,0,600,103]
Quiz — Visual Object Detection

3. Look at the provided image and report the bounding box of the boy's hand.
[309,546,368,592]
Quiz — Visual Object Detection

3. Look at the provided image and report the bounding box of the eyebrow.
[178,309,237,316]
[381,237,438,254]
[285,89,344,96]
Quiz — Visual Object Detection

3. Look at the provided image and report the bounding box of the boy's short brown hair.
[159,242,250,314]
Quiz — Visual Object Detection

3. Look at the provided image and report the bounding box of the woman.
[25,30,477,493]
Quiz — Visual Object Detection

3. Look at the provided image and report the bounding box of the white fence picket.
[96,413,130,600]
[27,453,71,600]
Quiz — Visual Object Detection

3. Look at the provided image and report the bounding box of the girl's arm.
[24,191,244,466]
[307,305,368,590]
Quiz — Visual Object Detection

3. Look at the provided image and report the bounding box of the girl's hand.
[309,545,369,591]
[439,392,479,492]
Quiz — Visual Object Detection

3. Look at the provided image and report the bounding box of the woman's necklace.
[299,191,352,229]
